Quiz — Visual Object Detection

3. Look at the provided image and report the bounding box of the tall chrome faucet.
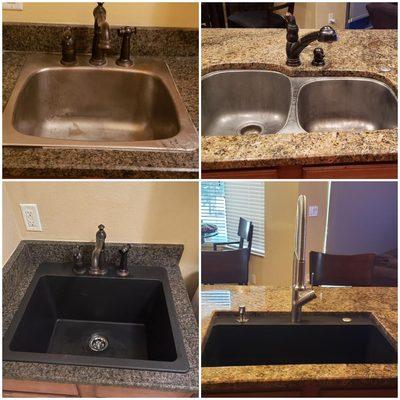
[89,224,107,275]
[291,195,316,323]
[285,14,338,67]
[89,2,111,66]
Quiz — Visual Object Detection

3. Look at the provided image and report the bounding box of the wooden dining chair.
[309,251,376,287]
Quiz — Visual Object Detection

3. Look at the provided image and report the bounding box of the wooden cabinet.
[3,379,193,398]
[202,162,397,179]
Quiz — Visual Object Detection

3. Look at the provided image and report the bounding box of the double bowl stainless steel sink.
[3,54,197,151]
[3,263,189,372]
[202,311,397,367]
[202,70,397,136]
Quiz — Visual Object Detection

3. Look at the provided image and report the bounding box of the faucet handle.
[117,26,136,67]
[117,244,131,277]
[61,27,77,66]
[72,245,85,275]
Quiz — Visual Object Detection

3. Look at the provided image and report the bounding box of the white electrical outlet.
[328,12,336,25]
[20,204,42,231]
[308,205,319,217]
[3,2,23,10]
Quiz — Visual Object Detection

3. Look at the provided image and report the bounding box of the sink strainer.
[88,333,109,352]
[239,124,263,135]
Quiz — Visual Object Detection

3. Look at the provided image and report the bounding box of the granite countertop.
[202,29,398,170]
[3,23,199,179]
[201,285,397,394]
[3,241,198,394]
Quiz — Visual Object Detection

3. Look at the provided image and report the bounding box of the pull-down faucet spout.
[291,195,317,322]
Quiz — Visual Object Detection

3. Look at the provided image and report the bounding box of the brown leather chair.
[202,248,249,285]
[309,251,376,287]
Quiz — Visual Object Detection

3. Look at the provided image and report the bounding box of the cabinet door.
[303,163,397,179]
[3,379,79,397]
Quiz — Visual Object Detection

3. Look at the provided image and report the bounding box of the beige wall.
[3,182,199,297]
[283,2,346,29]
[298,182,329,278]
[3,2,198,28]
[249,181,328,287]
[3,186,22,264]
[249,182,299,287]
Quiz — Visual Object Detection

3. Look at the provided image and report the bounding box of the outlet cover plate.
[20,204,42,231]
[3,3,23,10]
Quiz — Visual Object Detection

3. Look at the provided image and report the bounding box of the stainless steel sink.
[297,78,398,132]
[202,70,291,136]
[201,70,397,136]
[3,54,197,151]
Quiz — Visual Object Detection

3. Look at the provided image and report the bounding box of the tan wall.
[279,2,346,29]
[3,186,22,264]
[298,182,329,280]
[249,181,328,287]
[3,2,198,28]
[249,182,299,287]
[3,182,199,297]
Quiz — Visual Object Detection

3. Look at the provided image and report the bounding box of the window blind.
[201,181,227,241]
[225,182,265,255]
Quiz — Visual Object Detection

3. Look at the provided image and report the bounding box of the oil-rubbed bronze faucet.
[89,2,111,66]
[116,26,135,67]
[89,224,107,275]
[285,14,337,67]
[291,195,316,323]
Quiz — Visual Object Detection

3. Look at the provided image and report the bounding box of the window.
[201,181,265,255]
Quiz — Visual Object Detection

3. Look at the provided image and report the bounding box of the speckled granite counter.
[3,241,198,394]
[3,23,199,179]
[202,29,397,170]
[202,285,397,394]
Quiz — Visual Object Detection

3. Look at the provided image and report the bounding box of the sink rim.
[201,69,398,137]
[3,53,197,152]
[3,262,190,372]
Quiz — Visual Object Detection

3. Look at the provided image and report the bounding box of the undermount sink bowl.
[3,54,197,151]
[3,263,189,372]
[202,70,291,136]
[201,70,398,136]
[297,78,398,132]
[202,312,397,367]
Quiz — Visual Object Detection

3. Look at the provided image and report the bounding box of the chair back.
[309,251,375,286]
[202,248,249,284]
[237,217,254,251]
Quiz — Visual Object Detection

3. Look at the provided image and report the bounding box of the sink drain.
[239,124,263,135]
[88,334,109,352]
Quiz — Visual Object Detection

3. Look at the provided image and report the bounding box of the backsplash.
[3,22,198,57]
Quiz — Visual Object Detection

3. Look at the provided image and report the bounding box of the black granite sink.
[3,262,189,372]
[202,312,397,367]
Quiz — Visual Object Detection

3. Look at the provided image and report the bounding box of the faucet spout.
[89,224,107,275]
[285,15,337,67]
[291,195,316,323]
[90,2,111,66]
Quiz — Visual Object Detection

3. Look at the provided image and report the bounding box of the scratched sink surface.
[3,54,197,151]
[201,70,397,136]
[202,312,397,367]
[3,263,189,372]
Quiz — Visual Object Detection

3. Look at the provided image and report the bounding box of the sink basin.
[201,70,397,136]
[297,78,398,132]
[3,263,189,372]
[202,312,397,367]
[3,54,197,151]
[202,70,291,136]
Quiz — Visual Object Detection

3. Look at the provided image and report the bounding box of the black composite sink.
[202,312,397,367]
[3,263,189,372]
